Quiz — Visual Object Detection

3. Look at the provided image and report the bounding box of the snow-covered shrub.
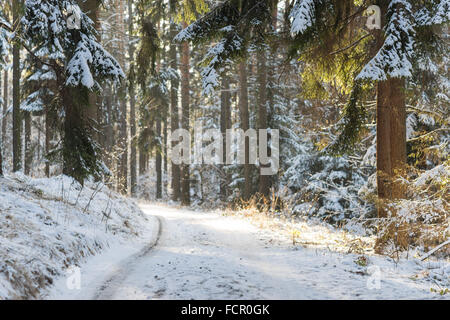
[376,163,449,256]
[283,151,374,225]
[136,161,169,202]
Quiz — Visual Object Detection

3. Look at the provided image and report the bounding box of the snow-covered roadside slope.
[0,173,152,300]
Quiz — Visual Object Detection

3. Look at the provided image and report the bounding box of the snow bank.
[0,173,150,299]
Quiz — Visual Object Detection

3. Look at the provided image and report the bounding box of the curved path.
[89,204,440,300]
[93,216,163,300]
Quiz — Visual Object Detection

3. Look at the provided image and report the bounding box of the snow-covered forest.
[0,0,448,301]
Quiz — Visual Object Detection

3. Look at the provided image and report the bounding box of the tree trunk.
[156,118,162,199]
[262,0,278,196]
[24,112,31,175]
[0,126,2,175]
[128,0,137,196]
[119,98,128,194]
[2,69,8,146]
[139,149,147,176]
[239,62,251,200]
[61,87,82,181]
[116,0,128,194]
[104,85,114,170]
[0,71,2,176]
[389,78,406,199]
[376,77,407,208]
[45,106,54,177]
[220,75,231,200]
[163,117,168,193]
[12,0,21,172]
[180,24,191,206]
[375,3,407,218]
[80,0,101,143]
[257,50,270,197]
[170,23,181,201]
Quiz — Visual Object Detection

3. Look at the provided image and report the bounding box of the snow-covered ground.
[0,173,151,299]
[46,204,449,300]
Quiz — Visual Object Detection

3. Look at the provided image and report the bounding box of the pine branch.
[329,33,372,56]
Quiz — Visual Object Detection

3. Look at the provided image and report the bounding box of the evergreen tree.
[21,0,124,183]
[288,0,449,218]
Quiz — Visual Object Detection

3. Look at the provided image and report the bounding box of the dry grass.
[223,191,375,255]
[375,163,449,258]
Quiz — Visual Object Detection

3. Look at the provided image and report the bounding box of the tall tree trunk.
[375,3,407,218]
[389,78,406,199]
[139,149,147,176]
[80,0,101,143]
[170,23,181,201]
[61,87,82,182]
[24,112,31,175]
[119,97,128,194]
[37,115,41,161]
[239,62,251,200]
[0,127,2,175]
[262,0,278,196]
[220,75,231,200]
[156,117,162,199]
[180,23,191,206]
[163,117,168,193]
[257,50,270,197]
[128,0,137,196]
[376,78,407,211]
[45,106,53,177]
[12,0,21,172]
[376,80,392,214]
[2,69,8,146]
[104,85,114,170]
[116,0,128,194]
[0,71,2,176]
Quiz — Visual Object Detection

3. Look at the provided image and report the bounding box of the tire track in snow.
[92,216,163,300]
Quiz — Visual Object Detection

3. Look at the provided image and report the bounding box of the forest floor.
[46,203,450,300]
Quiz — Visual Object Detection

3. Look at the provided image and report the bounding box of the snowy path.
[47,204,449,300]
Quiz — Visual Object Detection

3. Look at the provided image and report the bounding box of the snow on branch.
[65,21,125,89]
[290,0,321,36]
[200,32,242,95]
[357,0,416,81]
[66,37,95,88]
[23,0,124,90]
[174,23,198,42]
[416,0,450,26]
